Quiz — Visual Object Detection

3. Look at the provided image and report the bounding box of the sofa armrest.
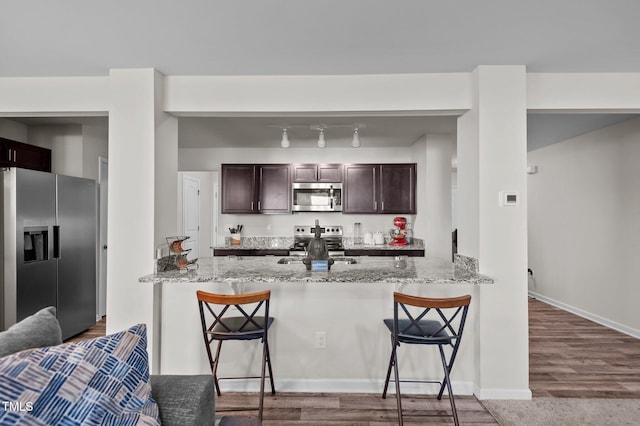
[150,375,216,426]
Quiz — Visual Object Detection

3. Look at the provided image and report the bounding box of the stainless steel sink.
[277,257,357,265]
[277,257,303,264]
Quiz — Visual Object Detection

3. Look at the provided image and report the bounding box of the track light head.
[281,128,290,148]
[352,127,361,148]
[317,129,326,148]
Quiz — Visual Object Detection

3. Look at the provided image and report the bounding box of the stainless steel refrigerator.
[1,168,97,340]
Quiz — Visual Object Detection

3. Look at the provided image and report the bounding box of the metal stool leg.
[265,339,276,395]
[212,340,223,396]
[439,345,459,426]
[258,338,267,420]
[392,345,403,426]
[382,335,395,399]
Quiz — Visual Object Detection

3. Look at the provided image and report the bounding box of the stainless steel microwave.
[292,182,342,212]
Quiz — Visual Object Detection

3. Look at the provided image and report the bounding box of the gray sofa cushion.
[0,306,62,357]
[150,375,216,426]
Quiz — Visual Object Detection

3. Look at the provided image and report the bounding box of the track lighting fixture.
[352,127,361,148]
[280,128,290,148]
[317,129,326,148]
[270,123,364,148]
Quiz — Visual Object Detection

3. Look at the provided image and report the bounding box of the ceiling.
[2,1,639,150]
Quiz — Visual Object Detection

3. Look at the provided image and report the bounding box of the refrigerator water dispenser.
[23,227,48,262]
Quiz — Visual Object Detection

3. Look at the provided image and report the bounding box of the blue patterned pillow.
[0,323,160,425]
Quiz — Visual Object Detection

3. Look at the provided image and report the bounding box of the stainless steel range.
[289,225,345,256]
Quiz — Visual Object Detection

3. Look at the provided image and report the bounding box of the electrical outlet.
[315,331,327,349]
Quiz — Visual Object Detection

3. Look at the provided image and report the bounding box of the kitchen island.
[141,256,491,395]
[142,254,487,284]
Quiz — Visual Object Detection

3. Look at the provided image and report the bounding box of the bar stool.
[381,292,471,426]
[196,289,276,420]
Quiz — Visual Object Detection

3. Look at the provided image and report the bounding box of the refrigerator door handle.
[53,225,60,258]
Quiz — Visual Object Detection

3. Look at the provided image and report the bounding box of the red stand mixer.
[389,216,408,246]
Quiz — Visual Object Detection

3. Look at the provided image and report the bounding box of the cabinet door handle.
[381,201,384,211]
[374,201,378,210]
[258,200,261,210]
[251,201,254,211]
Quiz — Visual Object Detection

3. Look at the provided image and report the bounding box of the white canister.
[373,232,385,245]
[363,232,373,245]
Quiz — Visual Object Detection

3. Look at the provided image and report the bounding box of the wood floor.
[63,316,106,344]
[69,298,640,424]
[528,297,640,398]
[216,392,497,425]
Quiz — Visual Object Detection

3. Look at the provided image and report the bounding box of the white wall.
[528,117,640,336]
[29,124,83,177]
[425,134,454,259]
[410,135,428,241]
[25,123,108,180]
[0,118,28,142]
[82,124,109,181]
[458,66,530,399]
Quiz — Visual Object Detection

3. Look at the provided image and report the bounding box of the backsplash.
[454,254,479,273]
[221,236,424,250]
[219,212,418,245]
[223,236,293,248]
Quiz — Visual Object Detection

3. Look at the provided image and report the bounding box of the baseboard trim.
[474,385,532,400]
[528,291,640,339]
[218,378,475,395]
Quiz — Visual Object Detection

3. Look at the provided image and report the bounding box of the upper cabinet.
[342,164,378,213]
[378,164,416,214]
[257,164,291,213]
[222,162,415,215]
[221,164,256,213]
[292,163,342,183]
[343,163,416,214]
[221,164,291,214]
[0,138,52,172]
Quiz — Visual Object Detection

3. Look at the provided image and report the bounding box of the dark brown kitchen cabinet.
[221,164,255,213]
[257,164,291,213]
[0,138,52,172]
[379,163,416,214]
[342,164,378,213]
[292,163,342,182]
[343,163,416,214]
[221,164,291,214]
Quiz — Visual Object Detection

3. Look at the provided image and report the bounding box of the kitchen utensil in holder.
[229,225,243,245]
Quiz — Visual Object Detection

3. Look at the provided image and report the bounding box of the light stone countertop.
[139,256,492,285]
[212,236,425,251]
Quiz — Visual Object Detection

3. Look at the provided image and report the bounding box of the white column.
[457,66,530,399]
[106,69,177,373]
[153,75,179,246]
[425,134,454,259]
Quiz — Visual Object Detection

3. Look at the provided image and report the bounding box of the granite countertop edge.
[140,256,493,285]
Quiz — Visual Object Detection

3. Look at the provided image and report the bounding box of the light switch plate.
[499,191,519,206]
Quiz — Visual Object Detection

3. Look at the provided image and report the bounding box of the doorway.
[179,171,218,258]
[182,175,200,259]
